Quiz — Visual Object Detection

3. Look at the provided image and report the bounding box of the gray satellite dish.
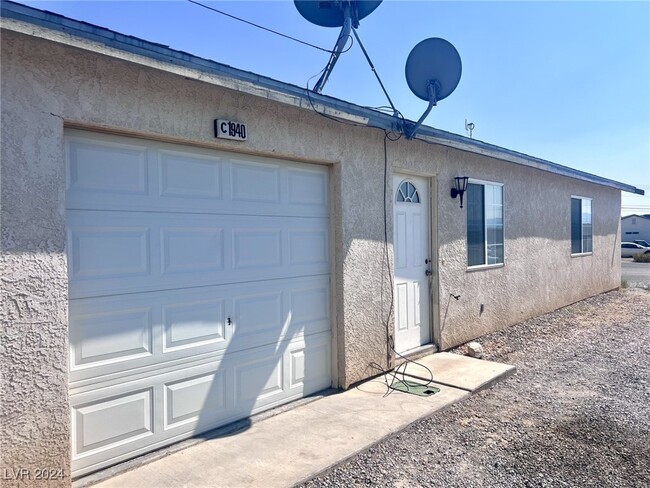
[404,37,462,139]
[294,0,383,93]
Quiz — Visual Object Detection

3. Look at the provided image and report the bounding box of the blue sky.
[20,1,650,215]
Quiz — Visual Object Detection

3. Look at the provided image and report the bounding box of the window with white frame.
[571,197,592,254]
[467,181,504,267]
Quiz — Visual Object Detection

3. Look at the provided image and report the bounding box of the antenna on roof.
[465,119,475,138]
[294,0,383,93]
[404,37,462,139]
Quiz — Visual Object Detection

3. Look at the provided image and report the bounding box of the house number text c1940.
[215,119,247,141]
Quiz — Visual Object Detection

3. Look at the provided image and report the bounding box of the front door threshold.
[395,343,438,366]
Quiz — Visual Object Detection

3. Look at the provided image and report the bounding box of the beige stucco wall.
[1,26,621,485]
[379,138,621,349]
[1,35,71,487]
[433,154,621,348]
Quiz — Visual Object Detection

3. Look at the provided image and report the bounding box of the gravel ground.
[299,289,650,488]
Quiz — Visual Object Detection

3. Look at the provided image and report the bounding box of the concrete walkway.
[85,353,515,488]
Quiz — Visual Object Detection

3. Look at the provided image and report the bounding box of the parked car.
[633,239,650,248]
[621,242,650,258]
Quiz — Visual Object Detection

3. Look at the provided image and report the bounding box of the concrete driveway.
[82,354,514,488]
[621,258,650,288]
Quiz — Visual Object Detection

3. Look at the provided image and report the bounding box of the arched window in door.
[396,180,420,203]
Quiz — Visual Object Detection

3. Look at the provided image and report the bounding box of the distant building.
[621,214,650,244]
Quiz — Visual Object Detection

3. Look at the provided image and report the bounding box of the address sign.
[215,119,247,141]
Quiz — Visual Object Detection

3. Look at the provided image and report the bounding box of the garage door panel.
[71,307,153,368]
[67,138,148,196]
[67,131,331,476]
[163,371,226,429]
[233,291,283,338]
[232,228,281,269]
[231,160,280,203]
[66,133,327,218]
[159,150,223,200]
[288,167,328,206]
[234,355,283,403]
[68,226,150,281]
[227,280,329,353]
[230,332,331,416]
[70,332,330,476]
[161,227,225,274]
[162,299,226,351]
[68,211,328,299]
[291,287,329,326]
[289,342,330,389]
[73,388,154,457]
[69,276,329,384]
[289,229,328,265]
[71,359,228,472]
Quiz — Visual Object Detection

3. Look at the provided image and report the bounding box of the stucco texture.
[1,26,621,484]
[432,154,621,349]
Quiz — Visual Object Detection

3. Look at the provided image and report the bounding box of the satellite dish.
[294,0,383,93]
[404,37,462,139]
[294,0,382,28]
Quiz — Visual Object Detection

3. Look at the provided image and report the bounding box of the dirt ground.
[299,288,650,487]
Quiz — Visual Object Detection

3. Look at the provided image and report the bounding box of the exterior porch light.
[451,176,469,208]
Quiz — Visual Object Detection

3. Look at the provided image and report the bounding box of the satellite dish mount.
[405,79,440,139]
[295,1,383,93]
[313,2,353,93]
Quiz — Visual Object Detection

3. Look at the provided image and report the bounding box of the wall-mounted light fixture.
[451,176,469,208]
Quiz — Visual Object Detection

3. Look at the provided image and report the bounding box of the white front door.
[393,174,431,353]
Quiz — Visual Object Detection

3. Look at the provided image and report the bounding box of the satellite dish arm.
[405,80,439,139]
[313,5,352,93]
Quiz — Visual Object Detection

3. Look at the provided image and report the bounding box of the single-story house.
[621,214,650,245]
[1,2,645,485]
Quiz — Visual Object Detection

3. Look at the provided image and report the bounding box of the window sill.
[466,263,504,272]
[571,252,593,258]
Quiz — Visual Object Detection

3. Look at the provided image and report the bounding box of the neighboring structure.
[0,2,644,486]
[621,214,650,244]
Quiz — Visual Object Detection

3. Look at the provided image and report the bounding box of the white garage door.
[66,131,331,477]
